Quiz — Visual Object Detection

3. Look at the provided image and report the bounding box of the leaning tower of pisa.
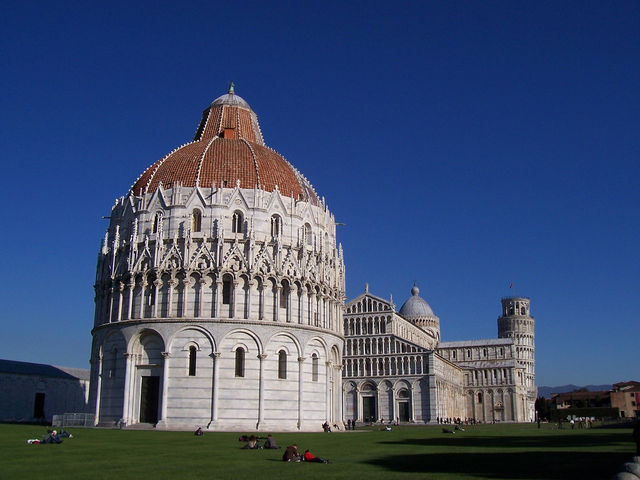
[497,297,536,420]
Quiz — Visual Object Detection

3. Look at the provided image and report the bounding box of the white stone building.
[89,86,536,431]
[89,86,345,431]
[0,360,90,423]
[342,285,536,423]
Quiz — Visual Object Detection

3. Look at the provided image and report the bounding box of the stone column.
[117,282,124,321]
[275,285,282,322]
[152,279,161,318]
[257,353,267,429]
[157,351,170,427]
[298,286,306,324]
[410,385,415,422]
[325,361,332,422]
[197,278,206,318]
[122,352,134,426]
[309,291,316,326]
[297,356,306,429]
[214,281,222,318]
[168,278,177,317]
[108,283,115,323]
[246,280,255,320]
[94,354,103,425]
[210,352,221,425]
[335,364,344,426]
[231,280,239,318]
[376,384,381,422]
[183,274,191,318]
[127,279,135,320]
[258,281,264,320]
[139,278,148,319]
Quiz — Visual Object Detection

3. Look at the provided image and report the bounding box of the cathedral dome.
[130,85,320,206]
[399,284,435,318]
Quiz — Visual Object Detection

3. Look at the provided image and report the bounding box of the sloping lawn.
[1,423,634,479]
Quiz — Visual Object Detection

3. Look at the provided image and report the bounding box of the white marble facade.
[342,287,536,423]
[89,88,536,431]
[89,89,345,431]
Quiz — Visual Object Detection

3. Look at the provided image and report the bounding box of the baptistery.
[88,85,346,431]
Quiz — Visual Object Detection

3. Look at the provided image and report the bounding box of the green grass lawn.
[1,423,635,479]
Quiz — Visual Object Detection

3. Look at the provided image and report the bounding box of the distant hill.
[537,384,612,398]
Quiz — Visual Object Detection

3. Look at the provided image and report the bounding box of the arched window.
[152,212,162,234]
[271,214,281,237]
[312,353,319,381]
[477,392,483,403]
[280,281,289,309]
[278,350,287,379]
[192,209,202,232]
[304,223,312,246]
[188,346,197,376]
[235,348,245,377]
[452,350,457,360]
[520,306,526,315]
[232,210,243,233]
[222,276,232,305]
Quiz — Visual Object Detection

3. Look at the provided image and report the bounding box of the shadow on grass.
[377,433,629,449]
[367,451,631,479]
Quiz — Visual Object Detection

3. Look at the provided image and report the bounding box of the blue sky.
[1,1,638,386]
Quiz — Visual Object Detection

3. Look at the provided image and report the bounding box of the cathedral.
[89,86,535,431]
[342,285,536,424]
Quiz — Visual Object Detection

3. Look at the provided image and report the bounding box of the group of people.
[237,435,329,462]
[282,443,329,463]
[437,417,474,425]
[238,434,281,449]
[345,419,357,430]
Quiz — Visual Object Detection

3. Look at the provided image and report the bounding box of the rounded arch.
[265,331,302,358]
[167,326,216,353]
[331,344,341,364]
[231,209,244,234]
[191,208,202,232]
[303,335,329,359]
[358,380,378,392]
[392,379,412,391]
[219,328,264,355]
[129,328,166,355]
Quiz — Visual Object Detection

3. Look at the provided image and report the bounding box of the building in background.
[342,285,536,423]
[0,359,90,423]
[611,381,640,418]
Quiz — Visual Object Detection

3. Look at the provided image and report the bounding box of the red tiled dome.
[130,87,319,205]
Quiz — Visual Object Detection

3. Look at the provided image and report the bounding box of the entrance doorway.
[363,396,376,422]
[398,401,410,422]
[33,393,45,419]
[140,376,160,424]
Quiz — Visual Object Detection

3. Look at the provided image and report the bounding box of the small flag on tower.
[509,282,513,289]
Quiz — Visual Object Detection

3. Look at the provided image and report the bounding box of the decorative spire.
[228,81,235,94]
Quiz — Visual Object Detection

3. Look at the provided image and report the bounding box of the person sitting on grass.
[41,430,62,444]
[263,434,281,449]
[194,427,204,436]
[242,435,260,449]
[303,449,329,463]
[282,444,301,462]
